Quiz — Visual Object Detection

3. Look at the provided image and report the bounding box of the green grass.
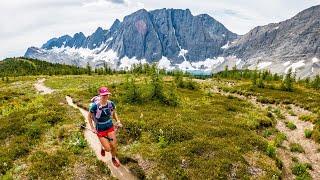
[288,110,296,116]
[44,75,281,179]
[262,129,273,138]
[304,129,313,138]
[215,80,320,113]
[291,163,312,180]
[290,143,305,153]
[273,133,287,147]
[291,156,299,162]
[273,108,285,119]
[299,114,318,123]
[285,121,297,130]
[214,78,320,144]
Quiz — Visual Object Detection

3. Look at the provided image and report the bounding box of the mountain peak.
[109,19,121,32]
[125,8,149,18]
[95,27,104,32]
[73,32,85,38]
[41,35,72,49]
[292,4,320,20]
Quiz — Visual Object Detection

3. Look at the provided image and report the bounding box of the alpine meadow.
[1,1,320,180]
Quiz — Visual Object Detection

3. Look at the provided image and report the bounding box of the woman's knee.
[101,143,111,151]
[99,138,111,151]
[110,143,117,149]
[104,146,111,152]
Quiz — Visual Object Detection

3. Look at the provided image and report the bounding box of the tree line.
[0,57,88,77]
[214,65,320,92]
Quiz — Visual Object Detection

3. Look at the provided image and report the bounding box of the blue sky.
[0,0,320,59]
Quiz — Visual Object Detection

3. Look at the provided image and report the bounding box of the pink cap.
[99,87,111,95]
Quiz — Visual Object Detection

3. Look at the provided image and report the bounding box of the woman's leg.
[98,136,111,152]
[107,131,117,157]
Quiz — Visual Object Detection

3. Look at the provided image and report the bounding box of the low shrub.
[257,96,275,104]
[304,129,312,138]
[299,114,317,122]
[67,132,87,154]
[290,143,304,153]
[273,108,285,119]
[28,150,70,179]
[291,163,312,179]
[285,121,297,130]
[124,78,144,104]
[273,133,287,147]
[266,142,276,158]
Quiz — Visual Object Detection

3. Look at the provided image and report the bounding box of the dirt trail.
[34,79,136,180]
[34,78,54,94]
[207,81,320,179]
[276,114,320,179]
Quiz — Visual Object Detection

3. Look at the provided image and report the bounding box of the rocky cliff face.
[25,8,237,69]
[24,6,320,77]
[107,8,237,63]
[224,5,320,78]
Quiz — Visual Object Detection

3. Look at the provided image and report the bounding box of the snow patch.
[106,37,113,42]
[95,49,118,63]
[285,60,305,73]
[119,57,147,70]
[236,59,242,66]
[157,57,173,70]
[312,57,319,63]
[178,60,195,71]
[178,49,188,59]
[191,57,225,70]
[49,42,115,63]
[51,47,94,59]
[283,61,291,66]
[257,62,272,70]
[221,41,229,49]
[172,25,188,62]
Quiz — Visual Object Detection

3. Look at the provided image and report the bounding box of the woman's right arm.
[88,112,96,133]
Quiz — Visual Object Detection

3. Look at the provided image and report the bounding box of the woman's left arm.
[113,110,123,127]
[112,110,120,122]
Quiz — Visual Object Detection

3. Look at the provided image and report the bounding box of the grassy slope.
[45,75,281,179]
[215,80,320,113]
[0,77,112,179]
[214,79,320,143]
[0,57,87,77]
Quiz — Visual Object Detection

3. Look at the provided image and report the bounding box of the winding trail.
[34,79,137,180]
[208,81,320,179]
[34,78,55,94]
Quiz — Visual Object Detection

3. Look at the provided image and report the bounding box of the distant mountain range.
[25,6,320,78]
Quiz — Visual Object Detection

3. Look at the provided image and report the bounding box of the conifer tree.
[86,62,92,75]
[281,68,294,91]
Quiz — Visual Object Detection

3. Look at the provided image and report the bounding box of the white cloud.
[1,0,320,59]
